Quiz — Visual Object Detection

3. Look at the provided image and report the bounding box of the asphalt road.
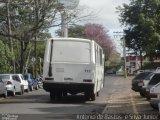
[0,75,159,120]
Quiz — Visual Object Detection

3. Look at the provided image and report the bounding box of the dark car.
[23,73,39,91]
[131,71,152,96]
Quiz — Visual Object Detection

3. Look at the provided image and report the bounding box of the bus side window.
[96,46,99,65]
[95,44,97,63]
[100,49,103,66]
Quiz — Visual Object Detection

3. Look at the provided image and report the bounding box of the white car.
[0,79,7,97]
[0,74,22,96]
[16,74,29,92]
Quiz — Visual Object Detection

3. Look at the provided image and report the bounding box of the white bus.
[43,38,105,101]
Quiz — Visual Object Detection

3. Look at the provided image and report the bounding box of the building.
[126,56,144,74]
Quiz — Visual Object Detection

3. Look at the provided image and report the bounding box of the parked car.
[0,74,23,96]
[141,72,154,97]
[16,74,29,92]
[131,71,152,96]
[146,72,160,100]
[23,73,39,91]
[0,78,7,97]
[149,95,159,110]
[36,77,43,88]
[149,73,160,110]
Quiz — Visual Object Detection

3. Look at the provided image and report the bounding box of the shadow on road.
[0,93,98,104]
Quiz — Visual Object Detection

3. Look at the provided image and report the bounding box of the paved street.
[0,75,159,120]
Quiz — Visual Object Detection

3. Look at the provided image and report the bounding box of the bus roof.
[48,37,92,42]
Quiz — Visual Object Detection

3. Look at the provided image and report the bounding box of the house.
[126,56,144,74]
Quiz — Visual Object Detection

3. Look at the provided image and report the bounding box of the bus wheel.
[96,92,99,96]
[56,91,62,100]
[84,92,90,101]
[50,92,56,101]
[90,93,96,101]
[62,92,67,97]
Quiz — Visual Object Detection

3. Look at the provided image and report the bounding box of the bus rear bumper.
[43,82,94,93]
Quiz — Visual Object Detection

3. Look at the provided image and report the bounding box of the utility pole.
[122,37,127,78]
[113,31,127,78]
[61,11,68,37]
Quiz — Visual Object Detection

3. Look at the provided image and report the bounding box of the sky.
[78,0,130,52]
[50,0,130,53]
[79,0,130,33]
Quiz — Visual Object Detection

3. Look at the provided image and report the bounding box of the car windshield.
[144,73,154,81]
[133,72,152,80]
[23,75,28,80]
[148,73,160,85]
[0,75,10,80]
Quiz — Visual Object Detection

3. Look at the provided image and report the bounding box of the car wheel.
[26,88,29,92]
[30,86,33,91]
[12,88,16,97]
[35,85,39,90]
[140,91,145,97]
[19,88,24,95]
[3,89,7,98]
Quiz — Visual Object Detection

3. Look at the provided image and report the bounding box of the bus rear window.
[53,41,91,63]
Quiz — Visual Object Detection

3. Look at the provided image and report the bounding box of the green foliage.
[56,25,86,38]
[117,0,160,59]
[0,0,57,73]
[0,40,12,73]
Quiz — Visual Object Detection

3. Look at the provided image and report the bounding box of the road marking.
[130,93,139,114]
[101,90,114,114]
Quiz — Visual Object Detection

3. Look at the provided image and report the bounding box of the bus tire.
[50,92,56,101]
[84,92,90,101]
[97,92,99,96]
[90,93,96,101]
[56,91,62,100]
[62,92,67,97]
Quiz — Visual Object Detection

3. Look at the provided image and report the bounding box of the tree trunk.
[140,50,143,69]
[20,41,24,73]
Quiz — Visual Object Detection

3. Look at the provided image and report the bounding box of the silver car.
[0,74,22,96]
[0,79,7,97]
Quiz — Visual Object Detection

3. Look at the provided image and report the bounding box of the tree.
[0,0,96,73]
[55,23,122,70]
[0,40,12,73]
[117,0,160,62]
[56,25,86,38]
[0,0,62,73]
[84,23,114,58]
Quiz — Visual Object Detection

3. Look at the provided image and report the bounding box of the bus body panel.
[43,38,104,101]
